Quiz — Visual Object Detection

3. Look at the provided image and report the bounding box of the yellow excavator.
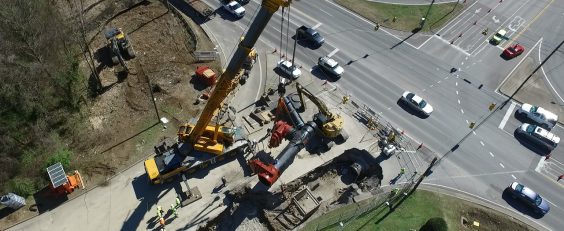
[144,0,291,184]
[295,83,346,140]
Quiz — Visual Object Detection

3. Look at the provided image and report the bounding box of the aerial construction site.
[1,0,434,230]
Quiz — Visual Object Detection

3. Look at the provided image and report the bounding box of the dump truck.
[195,66,217,86]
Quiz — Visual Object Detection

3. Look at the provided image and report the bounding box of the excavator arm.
[187,0,291,144]
[295,83,344,138]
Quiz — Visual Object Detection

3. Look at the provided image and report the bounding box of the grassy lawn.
[335,0,464,32]
[302,190,536,231]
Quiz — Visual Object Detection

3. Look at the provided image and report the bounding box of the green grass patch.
[335,0,464,32]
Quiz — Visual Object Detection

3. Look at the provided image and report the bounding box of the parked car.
[502,44,525,59]
[516,123,560,151]
[296,25,325,48]
[223,1,245,18]
[318,56,344,79]
[401,91,433,116]
[491,29,507,45]
[517,103,558,129]
[277,59,301,80]
[507,182,550,215]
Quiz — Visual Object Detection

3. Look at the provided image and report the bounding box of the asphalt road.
[199,0,563,229]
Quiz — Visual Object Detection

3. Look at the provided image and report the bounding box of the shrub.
[420,217,448,231]
[8,177,37,198]
[45,148,73,171]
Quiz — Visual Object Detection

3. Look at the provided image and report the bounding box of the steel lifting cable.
[278,7,285,60]
[284,5,291,61]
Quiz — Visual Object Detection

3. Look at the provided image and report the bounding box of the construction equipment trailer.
[185,0,215,19]
[144,0,291,184]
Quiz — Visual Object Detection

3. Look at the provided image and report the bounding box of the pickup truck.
[296,25,325,48]
[223,1,245,18]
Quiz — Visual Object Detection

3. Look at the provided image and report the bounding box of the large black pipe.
[283,96,304,129]
[274,121,317,175]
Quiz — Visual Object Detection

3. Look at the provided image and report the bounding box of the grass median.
[335,0,464,32]
[303,189,536,231]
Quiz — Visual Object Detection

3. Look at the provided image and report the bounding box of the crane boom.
[188,0,290,144]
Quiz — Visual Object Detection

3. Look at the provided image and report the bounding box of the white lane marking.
[539,41,564,103]
[465,56,469,60]
[422,89,426,91]
[489,152,494,157]
[387,107,391,110]
[466,120,469,124]
[437,81,441,84]
[312,23,323,30]
[318,8,333,16]
[456,90,459,95]
[458,99,461,104]
[433,35,472,56]
[496,38,542,92]
[456,82,458,86]
[444,76,448,80]
[535,157,546,172]
[480,141,485,146]
[327,48,339,57]
[511,174,517,179]
[498,101,516,129]
[461,109,464,114]
[430,84,434,87]
[461,62,464,65]
[499,163,505,168]
[472,131,476,135]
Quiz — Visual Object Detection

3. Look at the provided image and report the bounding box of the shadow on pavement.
[123,174,173,231]
[512,130,551,156]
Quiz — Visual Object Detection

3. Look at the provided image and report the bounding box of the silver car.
[516,123,560,151]
[318,56,344,78]
[277,60,301,80]
[508,182,550,215]
[401,91,433,116]
[517,103,558,129]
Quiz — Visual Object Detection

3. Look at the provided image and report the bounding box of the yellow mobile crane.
[144,0,291,184]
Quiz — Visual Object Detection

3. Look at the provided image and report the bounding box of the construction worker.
[170,204,178,218]
[558,175,564,182]
[156,205,163,218]
[159,217,165,228]
[392,188,400,196]
[374,22,380,31]
[400,168,406,175]
[221,176,227,187]
[175,196,181,208]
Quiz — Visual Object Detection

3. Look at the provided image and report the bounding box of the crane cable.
[278,7,285,61]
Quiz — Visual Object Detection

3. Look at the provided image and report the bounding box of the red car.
[503,44,525,59]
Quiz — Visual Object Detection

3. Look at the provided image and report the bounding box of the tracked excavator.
[143,0,291,184]
[249,83,348,187]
